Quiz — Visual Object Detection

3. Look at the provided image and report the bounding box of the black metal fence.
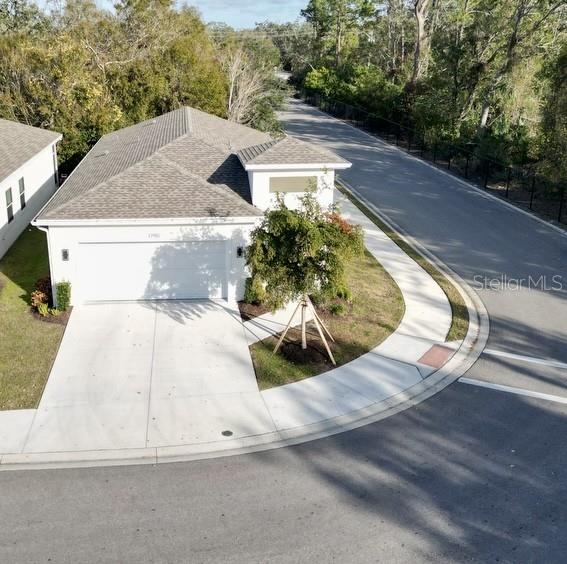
[298,89,566,226]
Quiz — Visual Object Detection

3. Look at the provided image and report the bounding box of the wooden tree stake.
[306,295,335,342]
[273,299,303,354]
[300,298,307,349]
[309,302,336,365]
[273,295,336,366]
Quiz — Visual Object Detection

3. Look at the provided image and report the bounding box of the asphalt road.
[1,100,566,564]
[281,99,567,397]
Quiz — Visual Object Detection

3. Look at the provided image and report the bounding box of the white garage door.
[79,240,227,302]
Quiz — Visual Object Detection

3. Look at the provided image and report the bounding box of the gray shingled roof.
[0,119,61,180]
[37,107,271,221]
[237,136,349,166]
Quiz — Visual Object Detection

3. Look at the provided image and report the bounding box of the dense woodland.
[1,0,566,187]
[0,0,288,171]
[263,0,567,186]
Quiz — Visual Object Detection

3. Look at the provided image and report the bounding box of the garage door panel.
[79,241,227,302]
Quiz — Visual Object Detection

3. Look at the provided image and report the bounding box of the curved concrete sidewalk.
[0,190,485,470]
[245,190,454,431]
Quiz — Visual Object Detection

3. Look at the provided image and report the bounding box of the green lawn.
[250,249,405,389]
[0,227,65,410]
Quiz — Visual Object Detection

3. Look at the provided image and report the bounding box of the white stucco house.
[0,119,61,259]
[33,107,350,305]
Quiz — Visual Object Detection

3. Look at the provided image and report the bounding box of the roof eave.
[32,215,262,228]
[243,162,351,172]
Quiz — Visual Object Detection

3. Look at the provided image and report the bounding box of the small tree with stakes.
[246,190,363,364]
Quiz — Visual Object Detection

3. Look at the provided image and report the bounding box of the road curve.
[1,100,566,564]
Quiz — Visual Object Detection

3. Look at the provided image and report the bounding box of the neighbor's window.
[269,176,317,193]
[19,177,25,209]
[5,188,13,223]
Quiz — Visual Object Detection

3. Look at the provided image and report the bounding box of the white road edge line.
[459,377,567,405]
[483,348,567,370]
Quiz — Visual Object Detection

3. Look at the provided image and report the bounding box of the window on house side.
[19,178,25,209]
[5,188,13,223]
[269,176,318,193]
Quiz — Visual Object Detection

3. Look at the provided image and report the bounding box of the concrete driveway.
[22,301,275,453]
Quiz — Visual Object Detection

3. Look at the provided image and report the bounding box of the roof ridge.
[256,135,286,153]
[184,106,193,134]
[236,136,283,162]
[98,108,189,143]
[237,133,349,166]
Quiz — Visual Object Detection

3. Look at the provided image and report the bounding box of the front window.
[269,176,317,193]
[5,188,13,223]
[19,177,25,209]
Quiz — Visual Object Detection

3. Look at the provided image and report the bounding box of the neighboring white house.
[0,119,61,259]
[33,107,350,305]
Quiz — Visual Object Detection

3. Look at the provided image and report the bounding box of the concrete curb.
[0,188,489,471]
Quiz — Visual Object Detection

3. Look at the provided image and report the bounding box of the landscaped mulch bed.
[237,301,269,322]
[30,306,72,326]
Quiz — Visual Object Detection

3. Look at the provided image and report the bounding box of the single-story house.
[0,119,61,259]
[33,107,350,304]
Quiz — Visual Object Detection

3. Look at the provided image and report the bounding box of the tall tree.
[540,44,567,184]
[406,0,437,90]
[302,0,374,67]
[0,0,47,33]
[0,0,227,166]
[473,0,567,134]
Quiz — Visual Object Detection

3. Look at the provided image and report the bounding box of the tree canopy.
[246,193,364,311]
[266,0,567,182]
[0,0,287,171]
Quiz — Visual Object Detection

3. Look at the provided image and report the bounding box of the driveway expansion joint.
[144,303,159,447]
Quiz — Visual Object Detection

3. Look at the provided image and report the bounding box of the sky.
[38,0,308,29]
[189,0,306,28]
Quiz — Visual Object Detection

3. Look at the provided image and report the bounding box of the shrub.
[56,281,71,311]
[329,302,346,316]
[37,303,49,317]
[309,291,324,307]
[30,290,48,309]
[334,283,352,301]
[34,277,53,304]
[243,276,266,305]
[246,192,363,311]
[49,308,61,317]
